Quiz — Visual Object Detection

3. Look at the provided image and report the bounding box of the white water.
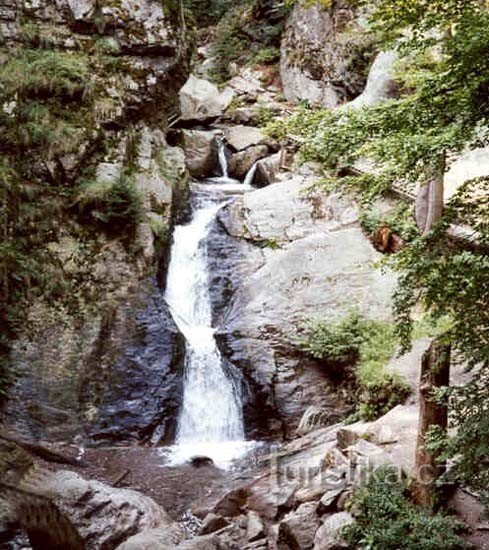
[217,137,229,178]
[164,176,253,468]
[243,161,258,187]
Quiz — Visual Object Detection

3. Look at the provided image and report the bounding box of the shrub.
[247,47,280,66]
[357,374,411,421]
[76,174,142,230]
[301,312,363,367]
[342,467,467,549]
[300,313,411,420]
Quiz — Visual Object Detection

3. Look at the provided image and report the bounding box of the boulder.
[221,178,360,243]
[313,512,353,550]
[96,162,122,183]
[201,513,230,535]
[42,470,174,549]
[246,511,266,542]
[344,51,398,109]
[180,129,219,178]
[180,75,234,122]
[116,525,186,550]
[254,151,284,187]
[228,145,269,180]
[228,68,265,100]
[177,534,231,549]
[277,502,321,549]
[65,0,96,21]
[224,125,266,152]
[444,146,489,201]
[337,405,418,474]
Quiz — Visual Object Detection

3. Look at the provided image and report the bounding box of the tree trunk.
[415,154,445,235]
[412,338,450,506]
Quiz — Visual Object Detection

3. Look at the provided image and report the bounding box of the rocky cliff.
[1,0,192,444]
[280,0,375,107]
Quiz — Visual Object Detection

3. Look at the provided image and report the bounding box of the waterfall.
[217,137,229,178]
[164,183,252,468]
[243,161,258,187]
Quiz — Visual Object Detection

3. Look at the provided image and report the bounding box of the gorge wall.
[1,0,192,444]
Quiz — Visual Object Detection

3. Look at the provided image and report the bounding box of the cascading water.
[164,151,254,468]
[243,161,258,187]
[217,137,229,178]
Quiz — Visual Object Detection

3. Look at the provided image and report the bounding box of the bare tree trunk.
[415,154,446,235]
[412,338,450,506]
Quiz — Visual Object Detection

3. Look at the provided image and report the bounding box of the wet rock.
[180,129,220,178]
[4,0,190,441]
[313,512,353,550]
[225,125,266,152]
[201,513,230,535]
[180,75,234,122]
[83,286,185,444]
[277,502,320,550]
[228,145,269,180]
[191,456,214,468]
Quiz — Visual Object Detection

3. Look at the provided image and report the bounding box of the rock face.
[3,1,191,443]
[280,0,372,107]
[215,177,397,437]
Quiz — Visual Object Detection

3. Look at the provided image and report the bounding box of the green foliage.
[360,201,418,242]
[0,48,92,100]
[247,46,280,66]
[390,177,489,499]
[301,312,363,366]
[301,313,410,420]
[149,216,169,243]
[356,374,410,421]
[272,0,489,496]
[183,0,242,26]
[267,2,489,194]
[207,0,289,82]
[342,466,467,549]
[76,174,143,230]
